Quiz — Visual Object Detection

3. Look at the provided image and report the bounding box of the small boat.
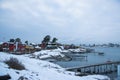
[106,60,112,63]
[98,52,104,55]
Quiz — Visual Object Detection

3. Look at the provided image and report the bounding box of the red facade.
[2,43,9,48]
[40,43,46,49]
[18,44,25,51]
[9,44,15,51]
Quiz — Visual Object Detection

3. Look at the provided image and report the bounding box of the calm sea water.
[55,47,120,80]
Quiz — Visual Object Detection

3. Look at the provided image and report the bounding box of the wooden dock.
[66,61,120,74]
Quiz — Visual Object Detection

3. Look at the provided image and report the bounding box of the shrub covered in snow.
[4,57,25,70]
[0,74,11,80]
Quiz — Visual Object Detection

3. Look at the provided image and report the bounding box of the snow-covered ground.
[0,52,110,80]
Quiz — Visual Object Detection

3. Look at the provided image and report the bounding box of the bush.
[4,57,25,70]
[0,74,11,80]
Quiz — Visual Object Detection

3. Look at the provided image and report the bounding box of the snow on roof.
[0,52,110,80]
[31,43,36,45]
[35,46,41,49]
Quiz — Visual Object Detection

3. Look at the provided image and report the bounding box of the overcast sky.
[0,0,120,44]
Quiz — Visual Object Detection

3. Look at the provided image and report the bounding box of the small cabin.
[2,42,9,51]
[17,44,25,51]
[9,43,15,52]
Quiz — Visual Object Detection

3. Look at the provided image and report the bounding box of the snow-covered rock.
[31,49,72,61]
[68,48,87,53]
[31,49,68,60]
[0,52,110,80]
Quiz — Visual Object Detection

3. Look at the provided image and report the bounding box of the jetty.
[66,61,120,75]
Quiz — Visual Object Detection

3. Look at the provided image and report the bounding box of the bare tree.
[9,39,15,43]
[42,35,51,44]
[25,41,28,45]
[51,37,58,43]
[15,38,21,43]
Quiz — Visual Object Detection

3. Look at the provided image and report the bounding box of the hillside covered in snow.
[0,52,110,80]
